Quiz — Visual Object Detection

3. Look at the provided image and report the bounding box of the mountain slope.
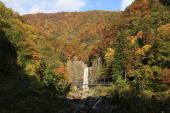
[23,11,121,62]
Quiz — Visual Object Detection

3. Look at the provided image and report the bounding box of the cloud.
[28,5,43,14]
[0,0,86,15]
[54,0,86,12]
[121,0,135,10]
[27,1,47,14]
[11,2,26,14]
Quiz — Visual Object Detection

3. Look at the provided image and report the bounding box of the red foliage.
[54,67,66,74]
[161,69,170,85]
[132,3,146,10]
[127,0,151,17]
[143,32,153,44]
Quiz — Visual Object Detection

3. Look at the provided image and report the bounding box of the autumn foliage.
[0,0,170,112]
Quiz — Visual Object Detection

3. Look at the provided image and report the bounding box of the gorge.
[0,0,170,113]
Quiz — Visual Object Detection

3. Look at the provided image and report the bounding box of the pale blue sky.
[1,0,134,15]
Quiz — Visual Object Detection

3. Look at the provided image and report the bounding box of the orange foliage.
[161,69,170,85]
[132,2,146,10]
[23,11,121,62]
[54,67,66,74]
[127,0,151,16]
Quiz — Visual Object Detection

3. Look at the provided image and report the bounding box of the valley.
[0,0,170,113]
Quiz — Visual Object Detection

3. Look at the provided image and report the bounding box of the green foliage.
[112,32,129,79]
[110,89,170,113]
[0,2,72,113]
[145,24,170,68]
[0,19,10,28]
[152,66,162,75]
[23,11,121,62]
[0,0,170,112]
[93,0,170,94]
[42,68,70,95]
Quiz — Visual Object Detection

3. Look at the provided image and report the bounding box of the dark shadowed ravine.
[68,89,119,113]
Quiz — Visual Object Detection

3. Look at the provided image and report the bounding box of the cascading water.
[83,67,89,90]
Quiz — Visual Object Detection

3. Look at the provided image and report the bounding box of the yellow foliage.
[56,60,64,67]
[25,64,36,76]
[157,24,170,38]
[143,65,152,72]
[158,24,170,32]
[136,31,144,39]
[127,31,145,45]
[136,45,152,55]
[127,69,138,77]
[143,45,152,52]
[127,36,137,45]
[63,70,73,83]
[105,48,115,62]
[142,90,155,98]
[141,65,153,77]
[35,61,41,66]
[136,48,145,55]
[131,37,138,45]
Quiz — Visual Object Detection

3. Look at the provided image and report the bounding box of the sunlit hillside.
[0,0,170,113]
[23,11,122,62]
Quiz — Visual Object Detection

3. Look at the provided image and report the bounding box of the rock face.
[67,57,87,86]
[89,58,102,84]
[67,57,102,87]
[69,92,119,113]
[68,89,94,100]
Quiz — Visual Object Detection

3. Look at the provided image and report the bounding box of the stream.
[68,68,118,113]
[68,90,119,113]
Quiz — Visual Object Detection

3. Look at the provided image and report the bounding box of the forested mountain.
[94,0,170,84]
[23,11,121,68]
[0,0,170,113]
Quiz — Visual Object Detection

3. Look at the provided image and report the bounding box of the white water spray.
[83,67,89,90]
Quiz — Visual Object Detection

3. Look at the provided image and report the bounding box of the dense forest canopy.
[23,11,122,64]
[0,0,170,113]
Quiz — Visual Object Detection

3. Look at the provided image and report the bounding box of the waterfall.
[83,67,89,90]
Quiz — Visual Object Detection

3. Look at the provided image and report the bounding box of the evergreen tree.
[112,32,129,81]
